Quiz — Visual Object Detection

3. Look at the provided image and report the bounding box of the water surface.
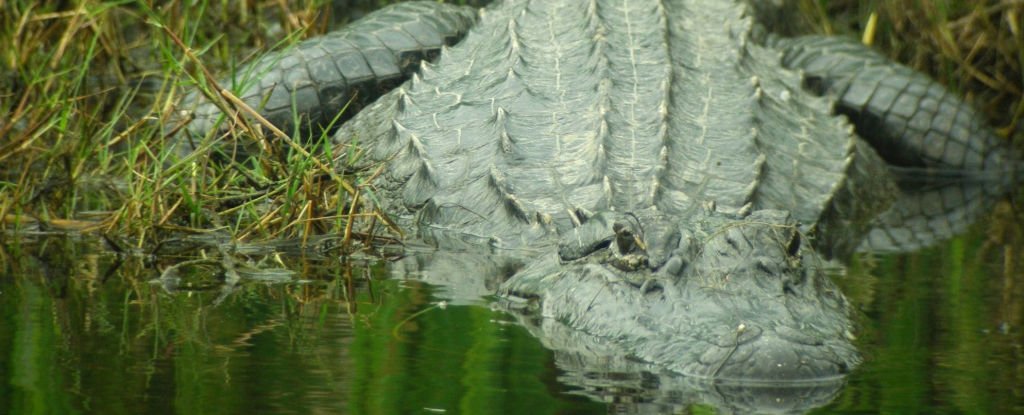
[2,202,1022,414]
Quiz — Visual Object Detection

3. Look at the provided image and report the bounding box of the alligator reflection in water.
[861,170,1014,254]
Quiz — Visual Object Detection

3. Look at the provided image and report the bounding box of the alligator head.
[501,208,860,383]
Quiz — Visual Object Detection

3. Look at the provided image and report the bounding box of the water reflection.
[509,310,849,413]
[861,169,1016,253]
[0,239,602,414]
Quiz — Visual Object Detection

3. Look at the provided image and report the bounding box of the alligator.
[173,0,1016,404]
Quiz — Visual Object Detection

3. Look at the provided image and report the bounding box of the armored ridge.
[175,0,1016,393]
[336,0,892,251]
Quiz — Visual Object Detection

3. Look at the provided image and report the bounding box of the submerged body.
[177,0,1014,386]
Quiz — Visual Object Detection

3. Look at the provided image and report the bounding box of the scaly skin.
[775,35,1011,170]
[176,2,477,145]
[175,0,1016,391]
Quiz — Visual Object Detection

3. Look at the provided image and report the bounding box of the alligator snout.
[680,326,857,382]
[509,208,859,383]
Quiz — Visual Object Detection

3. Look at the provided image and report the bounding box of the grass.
[1,0,1021,253]
[0,0,375,251]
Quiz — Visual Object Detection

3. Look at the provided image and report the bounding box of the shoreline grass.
[1,0,372,251]
[1,0,1021,252]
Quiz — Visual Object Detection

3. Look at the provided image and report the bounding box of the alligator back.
[334,0,893,251]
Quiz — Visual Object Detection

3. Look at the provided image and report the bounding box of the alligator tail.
[172,1,478,148]
[772,35,1017,177]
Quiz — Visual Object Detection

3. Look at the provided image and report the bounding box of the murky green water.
[2,200,1022,414]
[1,236,607,414]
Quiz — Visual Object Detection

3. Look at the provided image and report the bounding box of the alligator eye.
[786,231,801,257]
[614,227,636,254]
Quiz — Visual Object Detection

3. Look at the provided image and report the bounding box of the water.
[0,237,607,414]
[2,203,1022,414]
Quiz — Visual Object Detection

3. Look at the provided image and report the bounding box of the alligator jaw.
[680,330,856,384]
